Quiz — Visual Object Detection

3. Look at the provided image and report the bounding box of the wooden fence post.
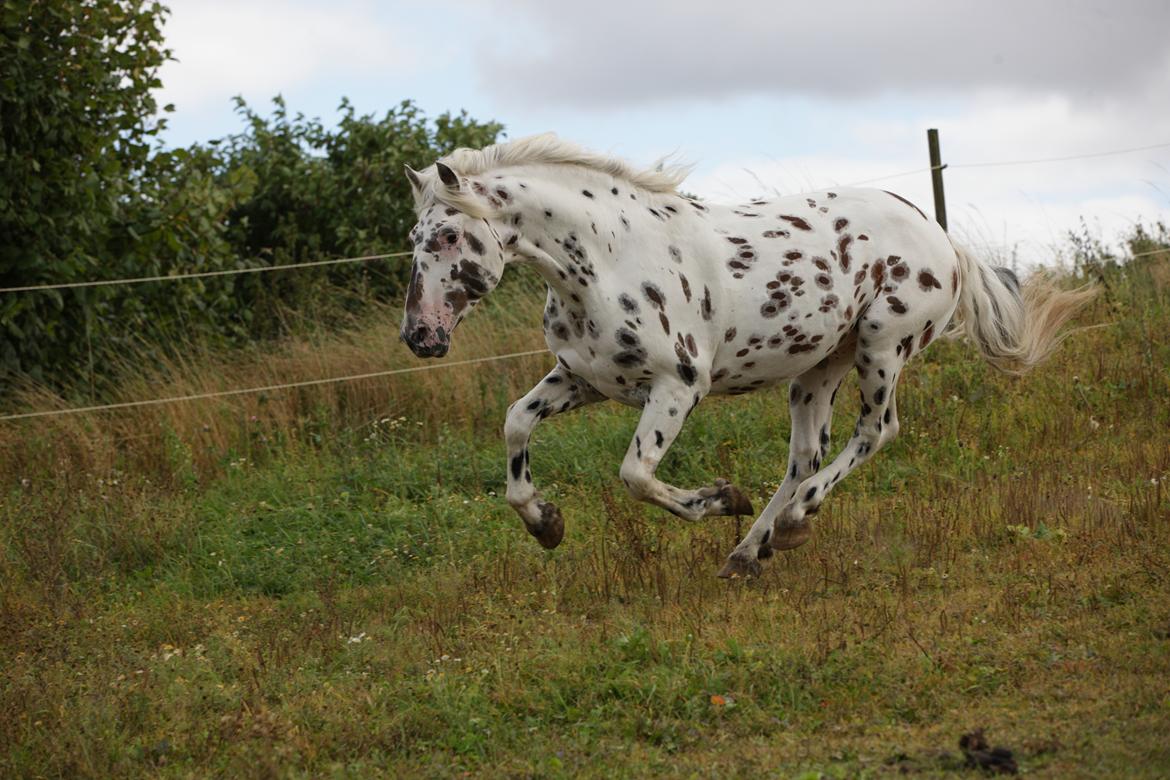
[927,128,947,231]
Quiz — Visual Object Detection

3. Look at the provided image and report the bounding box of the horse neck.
[496,166,654,295]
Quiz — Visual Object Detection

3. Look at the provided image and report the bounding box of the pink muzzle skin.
[401,301,457,358]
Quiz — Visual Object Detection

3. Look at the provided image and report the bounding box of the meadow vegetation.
[1,227,1168,777]
[1,1,501,392]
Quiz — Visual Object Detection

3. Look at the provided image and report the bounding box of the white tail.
[951,244,1098,374]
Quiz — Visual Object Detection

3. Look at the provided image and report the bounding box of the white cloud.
[478,0,1170,108]
[685,91,1170,260]
[158,0,416,113]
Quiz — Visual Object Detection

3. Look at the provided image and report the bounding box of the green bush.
[0,1,501,395]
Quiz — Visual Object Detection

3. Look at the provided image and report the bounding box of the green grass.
[2,249,1170,778]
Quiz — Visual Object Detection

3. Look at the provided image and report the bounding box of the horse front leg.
[618,380,755,520]
[505,366,603,548]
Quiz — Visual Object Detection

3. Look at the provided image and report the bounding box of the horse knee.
[503,407,529,449]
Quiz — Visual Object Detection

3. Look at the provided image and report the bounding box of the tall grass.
[1,232,1168,777]
[0,266,554,487]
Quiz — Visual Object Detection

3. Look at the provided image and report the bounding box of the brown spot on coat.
[918,270,942,291]
[780,215,813,231]
[836,234,853,272]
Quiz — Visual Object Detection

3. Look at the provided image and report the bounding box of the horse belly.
[709,304,851,394]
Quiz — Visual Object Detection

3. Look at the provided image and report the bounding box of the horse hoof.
[526,501,565,549]
[704,478,755,516]
[768,521,812,551]
[717,552,762,579]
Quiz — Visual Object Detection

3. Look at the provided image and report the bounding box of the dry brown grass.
[1,251,1168,778]
[1,272,551,486]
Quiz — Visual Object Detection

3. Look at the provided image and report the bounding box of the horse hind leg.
[718,336,855,578]
[504,366,603,548]
[618,380,755,521]
[768,339,906,551]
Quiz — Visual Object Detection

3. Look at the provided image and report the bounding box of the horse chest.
[543,295,678,404]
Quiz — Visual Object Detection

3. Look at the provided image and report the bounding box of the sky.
[156,0,1170,264]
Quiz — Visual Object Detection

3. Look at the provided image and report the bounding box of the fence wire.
[0,349,549,422]
[0,251,412,294]
[2,138,1167,423]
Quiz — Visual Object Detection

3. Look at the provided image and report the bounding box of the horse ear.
[435,161,460,189]
[404,165,424,194]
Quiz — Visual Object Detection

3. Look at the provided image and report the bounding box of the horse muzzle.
[401,323,450,358]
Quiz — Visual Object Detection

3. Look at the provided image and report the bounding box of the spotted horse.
[400,134,1096,577]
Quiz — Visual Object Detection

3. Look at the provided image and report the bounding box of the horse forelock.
[416,133,692,218]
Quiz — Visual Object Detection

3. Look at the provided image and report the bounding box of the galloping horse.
[400,134,1094,578]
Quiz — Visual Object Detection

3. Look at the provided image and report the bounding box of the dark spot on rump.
[918,270,942,291]
[582,189,594,198]
[725,327,737,342]
[779,215,813,231]
[920,323,934,348]
[888,297,907,314]
[834,218,849,232]
[836,233,853,272]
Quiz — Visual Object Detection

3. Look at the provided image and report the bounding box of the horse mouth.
[401,324,450,358]
[406,340,450,358]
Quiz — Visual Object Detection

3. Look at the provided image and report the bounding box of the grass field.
[2,238,1169,778]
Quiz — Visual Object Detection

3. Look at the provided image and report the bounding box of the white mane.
[420,133,692,216]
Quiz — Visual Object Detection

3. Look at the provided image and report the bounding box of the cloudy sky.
[158,0,1170,262]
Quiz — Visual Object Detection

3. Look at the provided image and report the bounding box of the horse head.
[400,162,506,358]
